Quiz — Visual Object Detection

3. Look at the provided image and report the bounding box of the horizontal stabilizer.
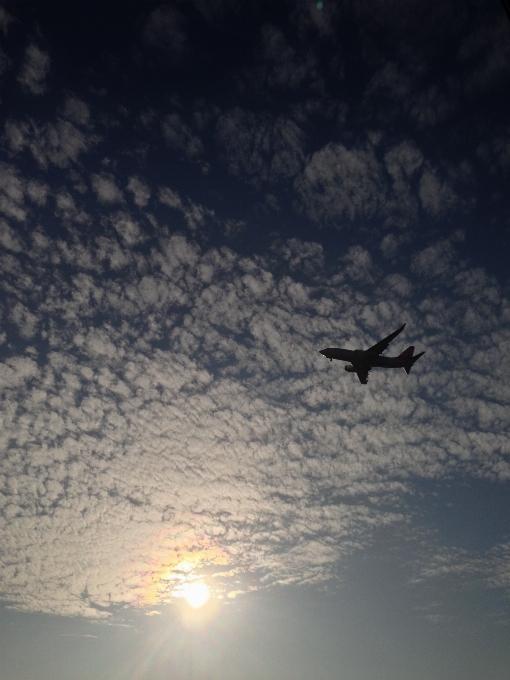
[404,351,425,374]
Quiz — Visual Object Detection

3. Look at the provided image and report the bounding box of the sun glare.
[182,582,210,608]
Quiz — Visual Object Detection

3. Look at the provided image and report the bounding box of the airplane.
[319,323,424,384]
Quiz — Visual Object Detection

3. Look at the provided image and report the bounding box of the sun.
[182,582,210,608]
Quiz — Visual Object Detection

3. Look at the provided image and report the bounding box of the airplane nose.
[319,349,326,356]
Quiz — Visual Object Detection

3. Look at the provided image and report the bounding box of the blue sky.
[1,1,509,678]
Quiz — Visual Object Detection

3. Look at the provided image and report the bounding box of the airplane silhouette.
[319,324,425,384]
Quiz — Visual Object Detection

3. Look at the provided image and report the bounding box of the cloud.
[0,6,14,36]
[272,238,324,275]
[4,117,99,169]
[363,61,457,130]
[91,173,124,204]
[159,186,184,211]
[409,85,456,127]
[0,219,23,252]
[418,169,458,217]
[1,219,509,618]
[54,189,90,225]
[458,18,510,96]
[295,137,464,227]
[17,44,51,95]
[61,97,91,126]
[162,113,204,160]
[9,302,38,338]
[477,128,510,173]
[0,46,11,77]
[0,163,27,221]
[290,0,339,37]
[255,24,320,90]
[411,541,510,606]
[26,180,49,206]
[364,62,412,107]
[0,0,508,632]
[110,211,145,246]
[143,6,187,56]
[159,186,214,231]
[127,176,151,207]
[411,240,459,279]
[0,166,48,225]
[380,233,410,259]
[382,141,423,228]
[295,140,385,223]
[223,218,247,238]
[341,245,375,284]
[216,109,305,185]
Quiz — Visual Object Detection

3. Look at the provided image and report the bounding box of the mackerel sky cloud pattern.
[0,2,509,680]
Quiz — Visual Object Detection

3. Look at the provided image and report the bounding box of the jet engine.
[345,365,357,372]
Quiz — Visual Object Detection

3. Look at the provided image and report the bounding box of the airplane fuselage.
[319,348,409,369]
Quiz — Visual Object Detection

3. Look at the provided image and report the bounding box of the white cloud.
[419,170,458,217]
[159,186,214,231]
[380,233,410,259]
[364,62,412,104]
[159,186,183,211]
[110,211,144,246]
[26,180,49,206]
[143,6,187,55]
[272,238,324,275]
[216,109,305,185]
[341,245,375,283]
[477,128,510,172]
[1,221,509,620]
[127,176,151,207]
[0,163,27,221]
[0,219,23,252]
[458,18,510,96]
[409,85,456,127]
[223,218,247,238]
[17,44,50,95]
[0,6,14,36]
[295,141,385,223]
[410,541,510,605]
[258,24,320,90]
[383,141,423,227]
[163,113,204,159]
[5,118,99,169]
[95,236,132,271]
[62,97,91,126]
[54,189,89,224]
[9,302,38,338]
[91,173,124,204]
[295,137,463,227]
[0,3,508,627]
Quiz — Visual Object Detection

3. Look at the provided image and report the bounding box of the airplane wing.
[353,365,369,384]
[365,323,405,356]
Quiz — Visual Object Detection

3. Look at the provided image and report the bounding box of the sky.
[0,1,510,678]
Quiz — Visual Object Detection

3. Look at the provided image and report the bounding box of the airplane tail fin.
[404,351,425,375]
[398,346,414,359]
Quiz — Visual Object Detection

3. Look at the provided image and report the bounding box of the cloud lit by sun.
[137,528,245,609]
